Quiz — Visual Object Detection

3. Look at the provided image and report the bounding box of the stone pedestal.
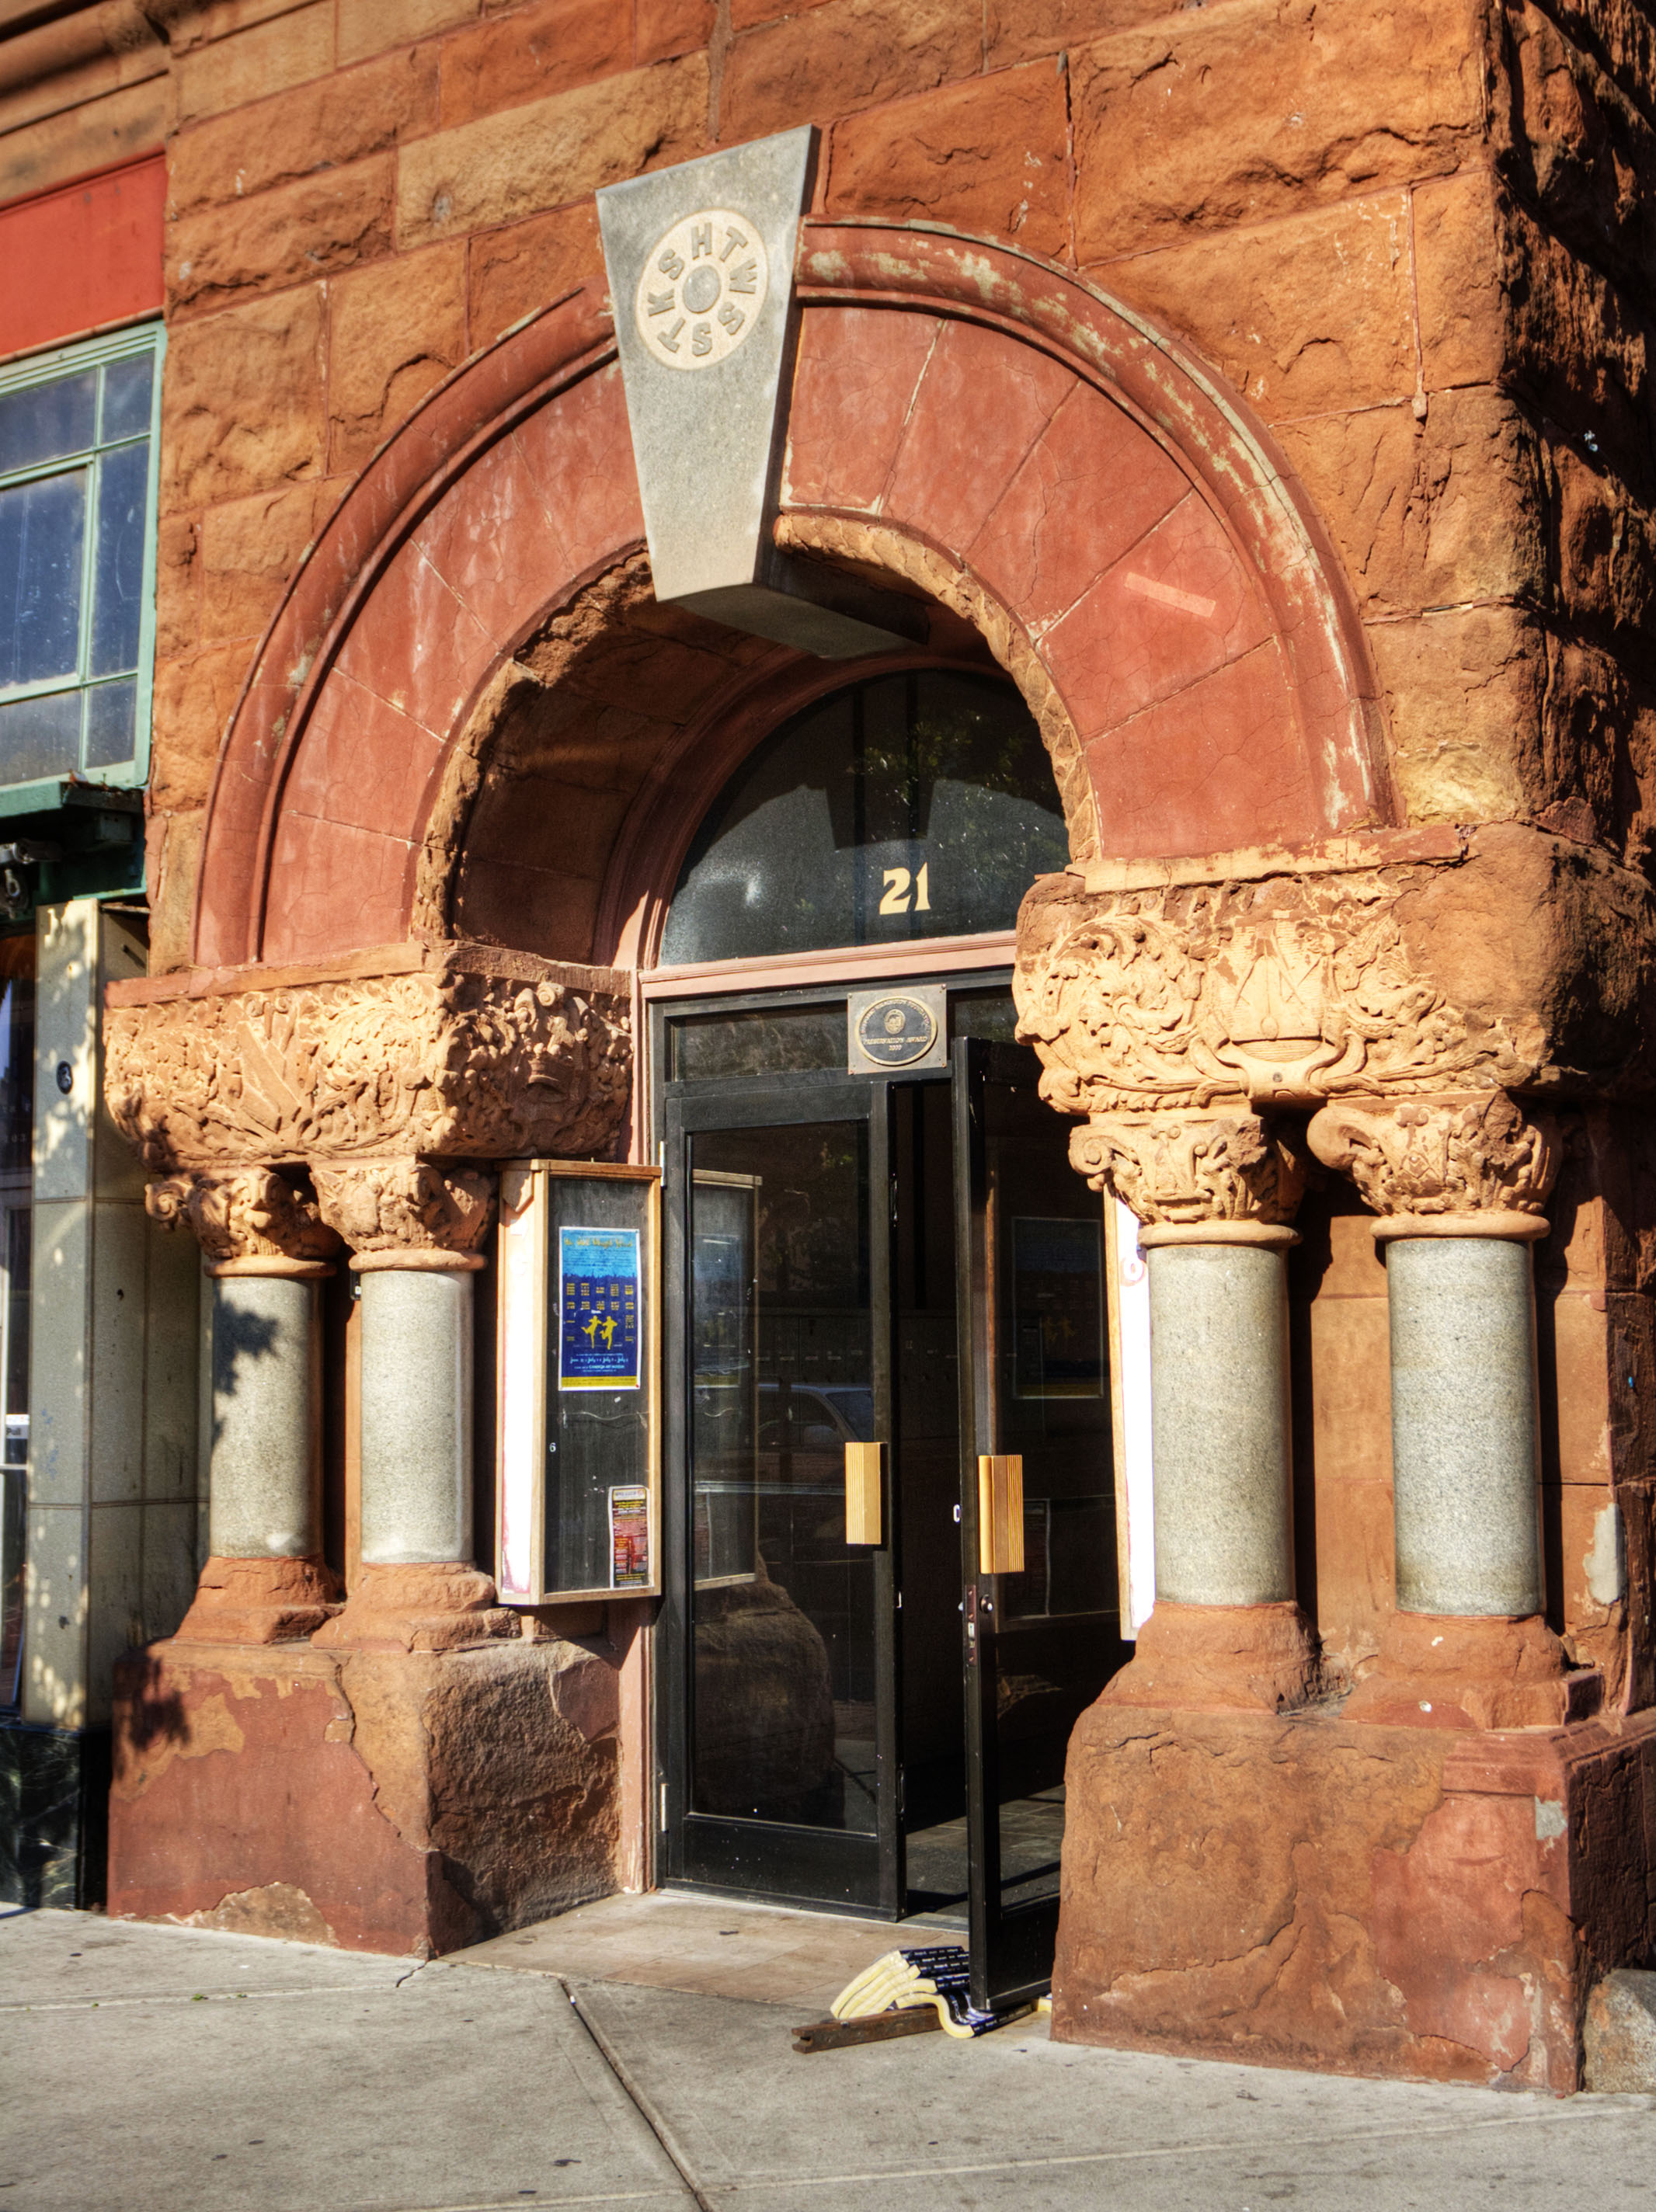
[1052,1700,1656,2091]
[108,1635,621,1955]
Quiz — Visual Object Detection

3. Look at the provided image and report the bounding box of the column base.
[1101,1602,1322,1713]
[173,1556,340,1646]
[1053,1699,1656,2092]
[310,1563,518,1654]
[1344,1611,1599,1730]
[109,1636,620,1955]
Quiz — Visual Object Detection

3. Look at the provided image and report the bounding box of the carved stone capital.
[1070,1111,1305,1226]
[105,948,631,1175]
[1013,863,1541,1123]
[1305,1092,1560,1222]
[312,1159,494,1265]
[146,1167,340,1270]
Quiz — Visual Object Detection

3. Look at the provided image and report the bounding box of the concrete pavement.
[4,1901,1655,2210]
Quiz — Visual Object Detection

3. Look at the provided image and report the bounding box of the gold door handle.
[845,1442,883,1545]
[978,1455,1025,1574]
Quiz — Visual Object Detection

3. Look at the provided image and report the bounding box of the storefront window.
[0,326,162,798]
[660,670,1066,964]
[0,935,30,1709]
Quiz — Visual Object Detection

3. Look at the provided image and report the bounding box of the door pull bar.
[845,1441,883,1545]
[977,1454,1025,1574]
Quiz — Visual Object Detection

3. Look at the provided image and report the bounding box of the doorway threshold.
[454,1888,962,2012]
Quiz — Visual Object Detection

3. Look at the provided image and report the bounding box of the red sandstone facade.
[3,0,1655,2092]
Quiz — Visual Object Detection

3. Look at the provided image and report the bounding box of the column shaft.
[1386,1234,1543,1617]
[210,1273,319,1560]
[1146,1240,1294,1609]
[359,1268,474,1567]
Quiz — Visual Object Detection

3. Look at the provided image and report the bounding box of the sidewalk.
[4,1899,1654,2210]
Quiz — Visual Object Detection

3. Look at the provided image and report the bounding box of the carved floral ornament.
[1015,869,1560,1229]
[1011,871,1539,1120]
[110,955,631,1265]
[106,960,631,1174]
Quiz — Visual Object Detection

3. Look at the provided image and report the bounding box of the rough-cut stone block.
[199,480,339,645]
[1275,390,1546,620]
[719,0,981,142]
[169,155,395,315]
[154,514,200,663]
[1493,1,1656,305]
[336,0,476,68]
[1102,193,1417,420]
[162,288,327,508]
[150,645,260,812]
[176,3,336,127]
[439,0,630,127]
[732,0,833,25]
[468,201,604,349]
[984,0,1181,68]
[826,61,1071,263]
[144,809,204,977]
[638,0,715,62]
[1070,0,1484,263]
[1549,1287,1615,1490]
[1368,605,1543,823]
[1056,1704,1656,2089]
[1502,197,1654,487]
[1585,1969,1656,2091]
[395,56,707,249]
[1412,168,1505,390]
[168,46,440,215]
[327,242,468,472]
[108,1637,618,1956]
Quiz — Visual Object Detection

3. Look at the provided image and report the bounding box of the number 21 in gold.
[879,864,931,916]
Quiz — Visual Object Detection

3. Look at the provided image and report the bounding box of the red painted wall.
[0,154,165,360]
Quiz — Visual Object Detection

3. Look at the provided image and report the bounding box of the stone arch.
[193,224,1391,973]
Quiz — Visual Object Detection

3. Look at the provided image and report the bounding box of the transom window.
[660,669,1067,965]
[0,325,162,798]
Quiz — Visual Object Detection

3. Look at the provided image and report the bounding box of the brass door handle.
[845,1442,883,1545]
[978,1455,1025,1574]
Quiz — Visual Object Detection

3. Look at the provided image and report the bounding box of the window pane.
[0,370,96,473]
[90,443,148,676]
[0,687,80,781]
[669,1003,847,1081]
[100,355,155,443]
[0,965,34,1180]
[662,671,1067,964]
[83,676,136,769]
[0,471,86,690]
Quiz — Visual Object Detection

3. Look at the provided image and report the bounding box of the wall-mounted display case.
[496,1160,661,1605]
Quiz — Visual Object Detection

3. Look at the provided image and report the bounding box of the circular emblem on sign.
[635,208,769,371]
[856,995,939,1069]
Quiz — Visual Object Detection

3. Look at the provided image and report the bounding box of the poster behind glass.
[496,1163,659,1603]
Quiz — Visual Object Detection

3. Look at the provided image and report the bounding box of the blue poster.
[558,1227,642,1391]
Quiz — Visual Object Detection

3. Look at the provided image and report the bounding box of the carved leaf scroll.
[1013,871,1539,1122]
[106,962,631,1175]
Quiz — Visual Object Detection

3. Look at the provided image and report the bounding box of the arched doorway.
[647,666,1123,1998]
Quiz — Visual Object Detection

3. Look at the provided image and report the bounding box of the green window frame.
[0,322,164,814]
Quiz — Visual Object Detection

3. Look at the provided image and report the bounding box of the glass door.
[955,1038,1129,2009]
[660,1075,899,1911]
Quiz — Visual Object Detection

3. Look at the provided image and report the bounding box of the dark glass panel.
[0,970,34,1180]
[949,988,1019,1046]
[688,1120,875,1832]
[100,355,155,444]
[662,670,1066,963]
[0,688,81,782]
[0,370,96,474]
[668,1003,847,1082]
[90,443,148,676]
[82,678,137,770]
[0,471,86,690]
